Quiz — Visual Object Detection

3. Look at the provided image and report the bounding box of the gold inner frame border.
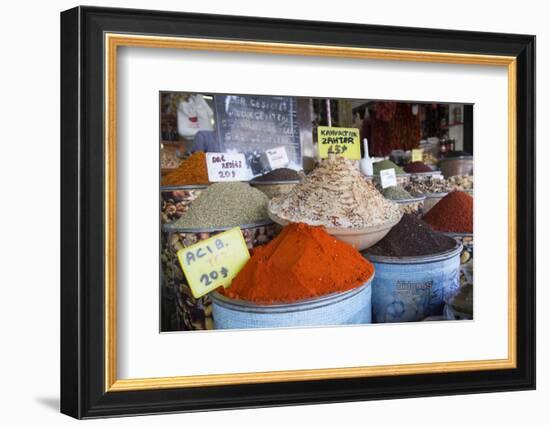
[104,33,517,392]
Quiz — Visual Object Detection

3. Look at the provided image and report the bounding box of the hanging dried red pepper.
[362,102,422,157]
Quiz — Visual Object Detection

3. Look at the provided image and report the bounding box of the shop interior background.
[159,92,474,333]
[159,93,473,174]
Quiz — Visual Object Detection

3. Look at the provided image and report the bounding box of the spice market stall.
[158,92,475,332]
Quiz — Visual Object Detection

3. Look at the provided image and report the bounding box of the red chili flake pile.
[403,161,433,173]
[423,190,473,233]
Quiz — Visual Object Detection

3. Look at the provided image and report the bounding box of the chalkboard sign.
[214,95,301,174]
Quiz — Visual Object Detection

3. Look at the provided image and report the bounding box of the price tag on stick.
[176,227,250,298]
[265,146,290,169]
[317,126,361,160]
[411,148,423,162]
[380,168,397,189]
[206,152,248,182]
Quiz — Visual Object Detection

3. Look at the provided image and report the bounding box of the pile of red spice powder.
[403,161,432,173]
[423,190,473,233]
[223,223,374,304]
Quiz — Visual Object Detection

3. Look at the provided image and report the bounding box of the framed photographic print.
[60,6,535,419]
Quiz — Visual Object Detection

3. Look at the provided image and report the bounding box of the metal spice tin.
[209,275,374,330]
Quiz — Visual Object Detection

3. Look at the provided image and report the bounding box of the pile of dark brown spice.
[366,214,456,257]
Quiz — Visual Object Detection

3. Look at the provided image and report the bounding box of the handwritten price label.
[176,227,250,298]
[206,152,249,182]
[265,146,290,169]
[317,126,361,160]
[380,168,397,189]
[411,149,423,162]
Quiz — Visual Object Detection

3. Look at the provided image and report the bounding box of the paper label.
[176,227,250,298]
[265,146,290,169]
[317,126,361,160]
[380,168,397,188]
[411,149,424,162]
[206,152,248,182]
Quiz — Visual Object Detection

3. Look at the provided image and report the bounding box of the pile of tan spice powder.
[269,156,401,228]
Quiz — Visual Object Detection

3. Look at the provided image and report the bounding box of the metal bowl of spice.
[380,186,426,216]
[403,175,473,196]
[210,223,376,329]
[249,168,302,199]
[439,154,473,178]
[373,173,411,187]
[444,232,474,288]
[408,170,443,181]
[163,219,276,234]
[445,233,473,265]
[210,277,373,329]
[268,210,401,251]
[422,192,448,214]
[161,184,210,191]
[249,180,301,199]
[393,195,426,216]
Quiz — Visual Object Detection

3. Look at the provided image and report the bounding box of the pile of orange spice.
[162,151,209,186]
[223,223,374,304]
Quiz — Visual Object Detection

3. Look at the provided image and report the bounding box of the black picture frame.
[61,5,535,419]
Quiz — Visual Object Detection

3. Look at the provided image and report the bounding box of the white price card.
[206,152,248,182]
[265,146,289,169]
[380,168,397,188]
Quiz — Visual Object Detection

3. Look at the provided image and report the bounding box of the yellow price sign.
[317,126,361,160]
[176,227,250,298]
[411,148,423,162]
